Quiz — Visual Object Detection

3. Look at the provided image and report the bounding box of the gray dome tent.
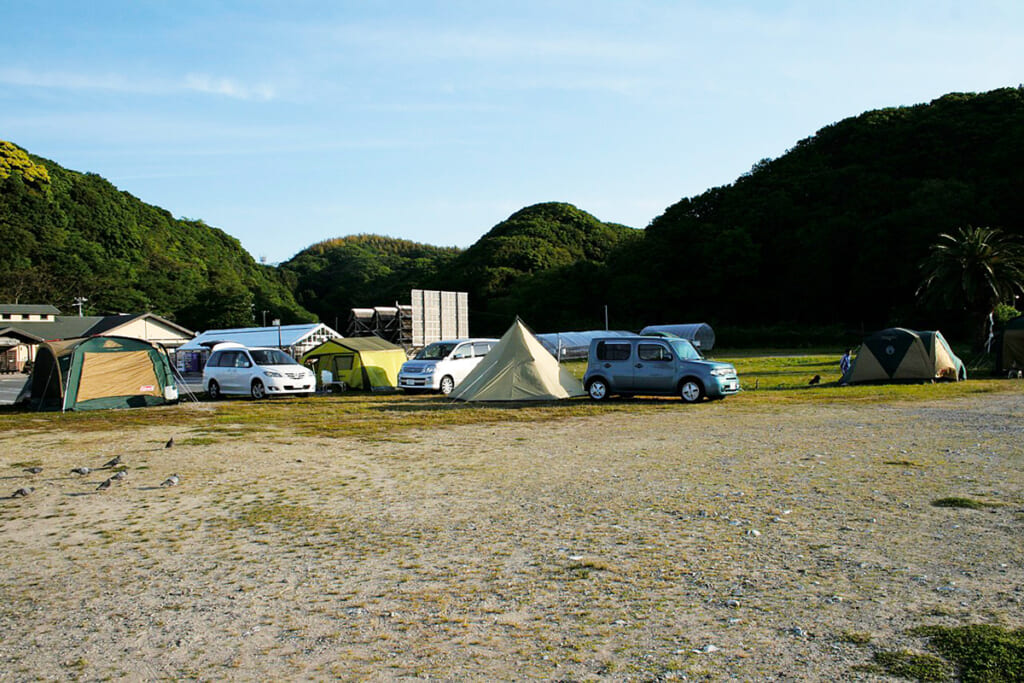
[639,323,715,351]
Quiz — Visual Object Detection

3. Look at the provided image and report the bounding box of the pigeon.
[96,478,113,491]
[160,474,180,487]
[102,456,122,468]
[70,467,91,475]
[808,375,821,385]
[23,466,43,474]
[11,487,33,498]
[165,437,174,449]
[110,470,127,481]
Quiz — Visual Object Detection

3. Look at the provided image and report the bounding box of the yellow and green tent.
[300,336,407,391]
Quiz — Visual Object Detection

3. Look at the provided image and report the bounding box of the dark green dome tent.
[842,328,966,384]
[19,336,179,411]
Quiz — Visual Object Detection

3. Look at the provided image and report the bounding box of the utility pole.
[273,319,282,350]
[262,310,269,327]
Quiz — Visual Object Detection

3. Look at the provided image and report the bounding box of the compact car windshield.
[669,339,702,360]
[250,350,298,366]
[415,343,456,360]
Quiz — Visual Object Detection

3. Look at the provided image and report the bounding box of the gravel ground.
[1,392,1022,680]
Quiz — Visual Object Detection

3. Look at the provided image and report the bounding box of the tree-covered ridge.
[626,87,1024,336]
[0,141,50,193]
[0,141,312,330]
[280,234,461,327]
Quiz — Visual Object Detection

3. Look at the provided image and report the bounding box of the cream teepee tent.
[449,319,585,401]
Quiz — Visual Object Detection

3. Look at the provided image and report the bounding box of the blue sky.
[2,1,1021,263]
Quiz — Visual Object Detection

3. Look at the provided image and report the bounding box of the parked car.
[582,336,740,403]
[398,338,499,394]
[203,344,315,399]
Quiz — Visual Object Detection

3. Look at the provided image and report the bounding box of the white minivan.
[397,338,499,394]
[203,343,315,399]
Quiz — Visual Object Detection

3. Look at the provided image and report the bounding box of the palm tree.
[918,226,1024,347]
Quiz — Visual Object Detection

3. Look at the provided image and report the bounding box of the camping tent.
[19,335,179,411]
[843,328,966,384]
[639,322,716,351]
[450,319,585,401]
[300,336,407,391]
[996,315,1024,374]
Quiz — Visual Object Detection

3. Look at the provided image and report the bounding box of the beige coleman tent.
[843,328,966,384]
[450,319,585,401]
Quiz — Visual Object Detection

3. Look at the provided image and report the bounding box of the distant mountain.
[0,140,312,330]
[6,87,1022,342]
[280,234,461,328]
[438,202,641,333]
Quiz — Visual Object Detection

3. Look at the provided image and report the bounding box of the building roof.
[3,316,103,341]
[179,323,339,351]
[0,304,61,315]
[85,312,195,338]
[0,312,195,343]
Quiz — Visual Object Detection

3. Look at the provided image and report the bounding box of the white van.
[397,338,499,394]
[203,343,315,399]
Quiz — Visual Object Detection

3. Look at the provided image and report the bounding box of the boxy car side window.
[472,342,492,356]
[638,343,672,362]
[596,342,631,361]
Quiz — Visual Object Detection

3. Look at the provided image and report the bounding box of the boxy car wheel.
[679,378,705,403]
[251,379,267,399]
[587,378,609,401]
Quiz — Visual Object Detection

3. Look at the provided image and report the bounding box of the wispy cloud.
[0,67,275,101]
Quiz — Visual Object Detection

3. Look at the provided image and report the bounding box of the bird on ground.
[160,474,180,487]
[23,466,43,474]
[110,470,127,481]
[102,456,122,468]
[12,487,33,498]
[165,437,174,449]
[808,375,821,385]
[96,478,113,491]
[70,467,91,475]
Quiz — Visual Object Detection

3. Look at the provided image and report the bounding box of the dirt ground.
[1,393,1022,680]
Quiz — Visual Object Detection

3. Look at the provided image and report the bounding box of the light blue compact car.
[582,336,740,403]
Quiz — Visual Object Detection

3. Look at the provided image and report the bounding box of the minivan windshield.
[250,349,299,366]
[415,342,456,360]
[669,339,703,361]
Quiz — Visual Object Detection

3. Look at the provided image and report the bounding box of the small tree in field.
[918,226,1024,348]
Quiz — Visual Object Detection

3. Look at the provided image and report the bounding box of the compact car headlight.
[710,367,734,377]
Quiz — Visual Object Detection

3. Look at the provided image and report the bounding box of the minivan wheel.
[251,379,267,399]
[439,375,455,395]
[679,379,705,403]
[207,380,222,400]
[587,378,609,401]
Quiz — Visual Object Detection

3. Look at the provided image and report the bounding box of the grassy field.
[1,355,1022,680]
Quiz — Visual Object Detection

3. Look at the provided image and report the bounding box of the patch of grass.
[931,497,1000,510]
[839,630,873,645]
[180,436,219,446]
[911,624,1024,682]
[872,650,952,681]
[10,461,43,469]
[885,460,923,467]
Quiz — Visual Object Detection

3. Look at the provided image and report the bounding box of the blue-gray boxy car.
[583,336,740,402]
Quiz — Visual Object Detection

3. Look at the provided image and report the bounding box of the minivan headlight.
[710,367,734,377]
[263,369,283,378]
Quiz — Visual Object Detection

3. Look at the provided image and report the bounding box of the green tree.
[918,226,1024,346]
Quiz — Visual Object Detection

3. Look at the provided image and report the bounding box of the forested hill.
[280,235,461,327]
[0,141,312,330]
[616,88,1024,336]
